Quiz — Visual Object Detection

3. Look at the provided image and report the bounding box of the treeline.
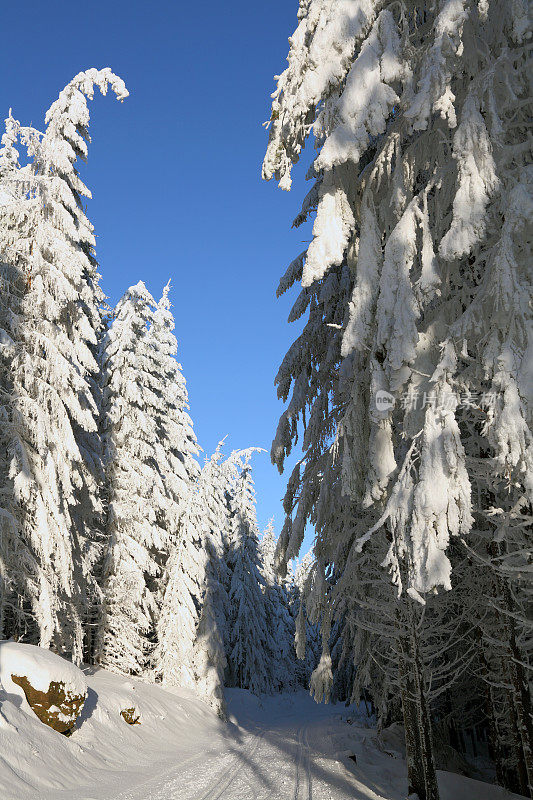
[0,69,324,718]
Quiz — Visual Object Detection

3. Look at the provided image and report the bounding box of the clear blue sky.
[1,0,314,551]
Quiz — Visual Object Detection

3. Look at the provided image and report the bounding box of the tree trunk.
[410,611,440,800]
[397,603,440,800]
[484,663,506,788]
[503,600,533,798]
[398,640,425,797]
[492,546,533,798]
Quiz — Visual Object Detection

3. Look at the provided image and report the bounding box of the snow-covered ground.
[0,664,524,800]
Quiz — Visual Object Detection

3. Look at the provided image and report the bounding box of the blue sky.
[1,0,314,551]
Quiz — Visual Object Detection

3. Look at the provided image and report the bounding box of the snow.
[0,660,524,799]
[302,175,354,286]
[439,94,500,261]
[0,641,87,697]
[314,10,403,173]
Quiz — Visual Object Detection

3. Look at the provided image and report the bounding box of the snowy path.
[113,715,364,800]
[106,693,521,800]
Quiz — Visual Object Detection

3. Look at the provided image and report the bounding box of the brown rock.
[11,674,85,734]
[121,707,141,725]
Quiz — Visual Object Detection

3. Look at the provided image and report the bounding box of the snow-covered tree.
[0,71,127,661]
[97,278,199,677]
[263,2,531,797]
[0,113,27,639]
[146,280,199,524]
[191,444,239,715]
[155,444,249,716]
[260,520,297,690]
[192,541,229,718]
[153,446,229,695]
[259,519,277,585]
[97,282,159,675]
[226,459,275,695]
[153,487,205,690]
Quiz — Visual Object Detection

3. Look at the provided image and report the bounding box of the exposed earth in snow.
[0,662,525,800]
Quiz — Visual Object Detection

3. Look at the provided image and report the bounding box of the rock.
[0,641,87,734]
[378,722,406,759]
[10,674,85,734]
[378,721,481,778]
[121,707,141,725]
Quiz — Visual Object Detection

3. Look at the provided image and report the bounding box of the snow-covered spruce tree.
[97,280,199,676]
[0,71,127,660]
[154,446,229,695]
[0,113,67,644]
[148,281,199,488]
[0,113,25,638]
[193,541,230,717]
[97,282,158,675]
[153,481,206,691]
[226,457,276,695]
[259,519,278,586]
[144,281,200,597]
[263,3,531,798]
[191,445,248,716]
[155,443,245,716]
[260,520,297,690]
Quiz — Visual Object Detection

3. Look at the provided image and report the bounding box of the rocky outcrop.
[10,674,86,734]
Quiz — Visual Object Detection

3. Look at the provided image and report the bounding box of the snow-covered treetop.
[0,112,20,177]
[30,68,129,283]
[260,519,278,585]
[294,549,315,594]
[41,68,128,191]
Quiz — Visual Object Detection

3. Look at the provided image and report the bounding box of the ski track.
[293,724,312,800]
[110,746,216,800]
[106,716,370,800]
[195,728,266,800]
[117,718,356,800]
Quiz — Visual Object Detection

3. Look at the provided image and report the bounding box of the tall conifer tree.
[263,3,531,797]
[226,460,275,695]
[0,70,127,660]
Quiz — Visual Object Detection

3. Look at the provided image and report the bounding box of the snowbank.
[0,661,226,799]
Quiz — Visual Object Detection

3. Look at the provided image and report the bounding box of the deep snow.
[0,662,525,799]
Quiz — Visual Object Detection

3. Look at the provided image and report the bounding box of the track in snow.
[112,714,378,800]
[195,729,266,800]
[293,724,312,800]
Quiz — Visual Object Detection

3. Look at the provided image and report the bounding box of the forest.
[0,1,531,800]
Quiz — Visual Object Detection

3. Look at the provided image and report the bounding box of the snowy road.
[113,714,367,800]
[106,691,520,800]
[4,677,519,800]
